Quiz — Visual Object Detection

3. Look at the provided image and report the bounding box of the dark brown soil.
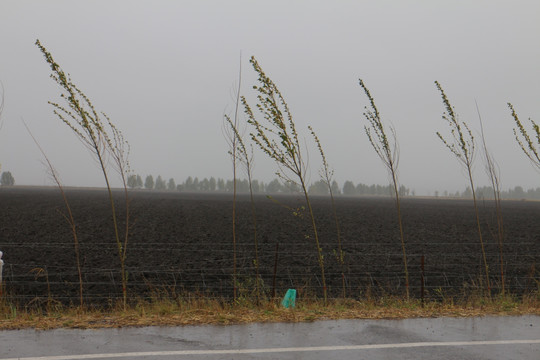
[1,186,539,306]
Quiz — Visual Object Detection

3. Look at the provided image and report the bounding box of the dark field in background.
[1,187,539,306]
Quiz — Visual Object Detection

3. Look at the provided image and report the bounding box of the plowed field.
[1,187,539,306]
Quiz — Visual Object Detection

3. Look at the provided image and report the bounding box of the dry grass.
[1,295,539,330]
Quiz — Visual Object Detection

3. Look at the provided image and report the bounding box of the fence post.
[421,254,425,308]
[272,242,279,299]
[0,250,4,295]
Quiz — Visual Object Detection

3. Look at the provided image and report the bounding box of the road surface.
[1,315,539,359]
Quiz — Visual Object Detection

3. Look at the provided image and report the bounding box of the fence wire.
[1,189,540,306]
[1,248,538,306]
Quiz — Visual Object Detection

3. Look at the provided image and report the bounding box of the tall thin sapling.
[476,102,505,293]
[23,120,84,308]
[243,56,328,304]
[309,126,346,298]
[359,79,409,299]
[36,39,132,309]
[435,81,490,291]
[225,115,261,304]
[223,55,242,301]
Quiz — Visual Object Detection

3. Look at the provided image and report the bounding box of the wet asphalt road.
[1,316,539,359]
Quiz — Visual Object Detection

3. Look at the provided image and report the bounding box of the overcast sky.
[0,0,539,195]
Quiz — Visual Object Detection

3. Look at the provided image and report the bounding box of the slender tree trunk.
[248,180,260,304]
[468,167,491,291]
[300,180,327,305]
[96,150,126,309]
[329,187,345,298]
[495,193,505,294]
[390,168,409,300]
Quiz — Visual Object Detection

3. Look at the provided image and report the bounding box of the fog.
[0,0,539,195]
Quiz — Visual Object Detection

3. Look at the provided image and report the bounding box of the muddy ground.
[1,187,539,306]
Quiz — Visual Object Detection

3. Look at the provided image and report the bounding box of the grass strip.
[1,295,539,330]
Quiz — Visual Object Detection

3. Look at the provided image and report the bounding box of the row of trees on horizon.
[127,174,411,196]
[125,173,540,200]
[1,170,538,200]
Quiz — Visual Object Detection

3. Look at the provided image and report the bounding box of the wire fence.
[1,247,538,306]
[1,189,540,307]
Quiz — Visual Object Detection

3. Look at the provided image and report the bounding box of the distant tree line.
[341,181,410,197]
[456,186,540,200]
[1,170,539,200]
[0,171,14,186]
[424,186,540,200]
[127,174,540,200]
[126,174,413,197]
[128,174,299,194]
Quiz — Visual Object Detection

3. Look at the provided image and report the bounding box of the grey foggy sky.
[0,0,539,195]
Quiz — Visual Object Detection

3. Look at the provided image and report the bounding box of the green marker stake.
[281,289,296,308]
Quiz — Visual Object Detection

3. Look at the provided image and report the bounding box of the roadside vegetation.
[435,82,490,292]
[477,102,506,294]
[359,79,410,299]
[2,46,540,329]
[1,294,539,330]
[310,126,346,298]
[36,40,132,310]
[222,57,243,302]
[23,120,84,308]
[242,56,328,304]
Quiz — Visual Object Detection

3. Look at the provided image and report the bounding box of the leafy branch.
[435,81,490,292]
[359,79,409,299]
[243,56,327,304]
[36,39,132,309]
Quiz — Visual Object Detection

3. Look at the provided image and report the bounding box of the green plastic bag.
[281,289,296,308]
